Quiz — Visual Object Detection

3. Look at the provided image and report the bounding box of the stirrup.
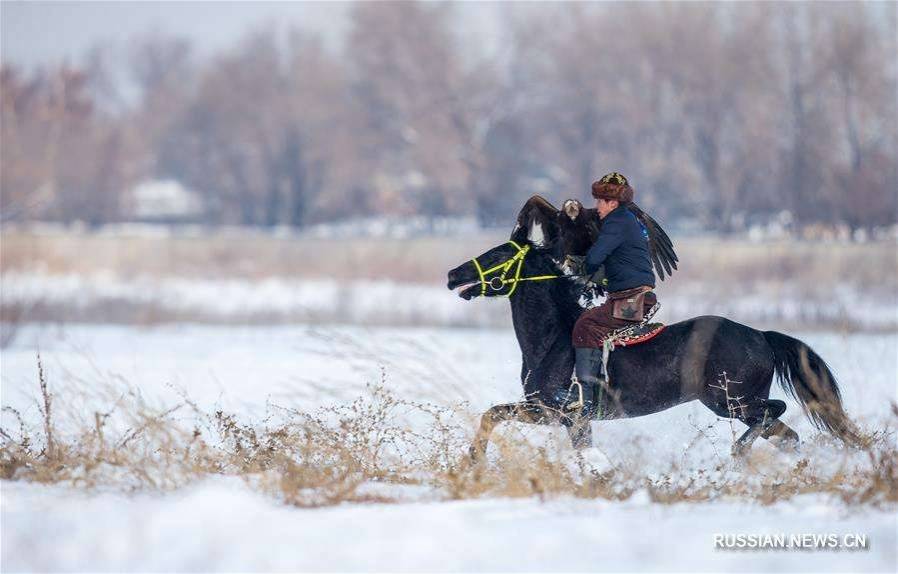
[565,379,585,411]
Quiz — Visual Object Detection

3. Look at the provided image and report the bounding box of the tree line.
[1,1,895,232]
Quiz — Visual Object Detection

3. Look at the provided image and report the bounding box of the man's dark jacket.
[585,204,656,293]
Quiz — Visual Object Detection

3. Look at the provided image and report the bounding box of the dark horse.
[446,196,860,459]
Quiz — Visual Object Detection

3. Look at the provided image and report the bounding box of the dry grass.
[2,355,895,509]
[3,228,894,331]
[2,228,894,290]
[0,228,506,283]
[670,239,897,294]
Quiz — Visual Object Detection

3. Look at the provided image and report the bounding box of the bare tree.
[0,64,107,223]
[2,1,894,233]
[347,1,471,216]
[822,2,897,230]
[157,26,350,227]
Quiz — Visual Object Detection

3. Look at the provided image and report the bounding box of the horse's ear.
[511,195,560,247]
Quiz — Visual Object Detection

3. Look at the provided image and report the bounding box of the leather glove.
[588,265,608,287]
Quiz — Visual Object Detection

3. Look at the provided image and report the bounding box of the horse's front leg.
[562,414,593,449]
[469,401,560,461]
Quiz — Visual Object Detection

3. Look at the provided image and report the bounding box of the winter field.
[1,229,897,572]
[2,227,896,331]
[1,324,896,572]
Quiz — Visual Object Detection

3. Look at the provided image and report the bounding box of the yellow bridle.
[470,241,567,297]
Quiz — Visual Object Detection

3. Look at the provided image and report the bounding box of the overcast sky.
[1,1,356,68]
[1,1,508,71]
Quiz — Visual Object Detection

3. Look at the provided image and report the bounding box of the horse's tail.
[763,331,863,446]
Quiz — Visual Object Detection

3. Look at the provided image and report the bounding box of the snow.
[3,271,895,329]
[2,479,895,572]
[3,324,892,424]
[2,323,896,571]
[1,216,485,241]
[0,272,509,327]
[302,215,482,239]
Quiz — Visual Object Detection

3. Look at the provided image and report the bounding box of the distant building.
[126,180,203,222]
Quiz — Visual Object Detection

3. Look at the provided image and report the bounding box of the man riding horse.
[568,172,660,418]
[447,180,859,458]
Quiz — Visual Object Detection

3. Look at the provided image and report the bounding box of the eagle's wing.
[627,202,678,281]
[512,195,560,244]
[515,195,559,227]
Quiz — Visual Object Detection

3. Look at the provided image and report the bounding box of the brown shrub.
[1,356,895,508]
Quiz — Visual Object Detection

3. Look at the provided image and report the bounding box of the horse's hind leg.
[761,420,800,452]
[732,399,788,457]
[469,402,560,461]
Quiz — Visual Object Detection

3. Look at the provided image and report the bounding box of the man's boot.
[573,347,604,419]
[561,347,604,448]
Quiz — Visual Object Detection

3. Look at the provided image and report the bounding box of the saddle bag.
[610,286,653,322]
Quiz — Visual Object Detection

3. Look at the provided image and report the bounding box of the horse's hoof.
[731,443,750,458]
[769,434,801,454]
[762,422,801,454]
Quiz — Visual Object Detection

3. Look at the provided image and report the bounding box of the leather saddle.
[605,322,665,347]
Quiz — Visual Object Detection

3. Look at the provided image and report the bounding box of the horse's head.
[446,241,530,300]
[446,195,599,300]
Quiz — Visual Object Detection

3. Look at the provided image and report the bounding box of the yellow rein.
[471,241,567,297]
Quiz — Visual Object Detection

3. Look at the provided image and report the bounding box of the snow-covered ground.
[2,324,897,572]
[0,272,509,327]
[3,479,894,572]
[3,271,896,329]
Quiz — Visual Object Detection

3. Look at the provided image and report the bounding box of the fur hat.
[591,172,634,203]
